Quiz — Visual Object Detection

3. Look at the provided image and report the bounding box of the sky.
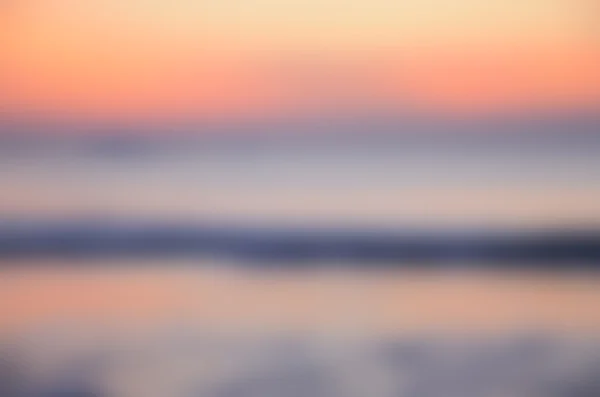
[2,0,599,123]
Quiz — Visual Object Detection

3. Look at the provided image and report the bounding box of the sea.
[1,129,599,396]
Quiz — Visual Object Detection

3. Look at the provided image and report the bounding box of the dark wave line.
[0,221,599,267]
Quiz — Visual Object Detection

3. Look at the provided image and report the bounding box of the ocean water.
[1,135,600,225]
[1,263,600,397]
[1,132,599,396]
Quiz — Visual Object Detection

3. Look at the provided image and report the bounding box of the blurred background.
[1,1,600,396]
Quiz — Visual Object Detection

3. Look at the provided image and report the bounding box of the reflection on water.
[1,262,600,396]
[2,263,600,333]
[3,323,600,397]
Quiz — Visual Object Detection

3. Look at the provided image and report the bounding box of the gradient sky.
[2,0,600,122]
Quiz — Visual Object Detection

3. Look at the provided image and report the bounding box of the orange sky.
[2,0,599,121]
